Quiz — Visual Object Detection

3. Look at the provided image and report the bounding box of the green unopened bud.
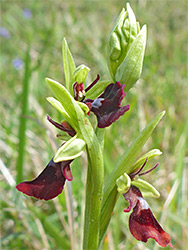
[107,3,146,91]
[116,172,131,194]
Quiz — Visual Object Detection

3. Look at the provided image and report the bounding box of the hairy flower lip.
[16,158,73,201]
[83,81,130,128]
[123,185,172,248]
[72,76,130,128]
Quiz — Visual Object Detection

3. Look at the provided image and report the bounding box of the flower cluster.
[16,77,129,200]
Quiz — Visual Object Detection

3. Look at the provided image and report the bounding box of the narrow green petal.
[131,149,162,173]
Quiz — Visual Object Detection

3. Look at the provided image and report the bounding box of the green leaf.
[54,136,85,162]
[115,25,147,91]
[132,178,160,198]
[46,77,78,129]
[99,111,165,244]
[85,80,111,100]
[62,38,76,93]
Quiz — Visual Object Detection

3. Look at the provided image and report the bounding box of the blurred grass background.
[0,0,187,249]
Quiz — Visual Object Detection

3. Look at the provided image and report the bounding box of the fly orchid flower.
[117,159,172,248]
[73,74,130,128]
[16,158,72,201]
[16,117,76,200]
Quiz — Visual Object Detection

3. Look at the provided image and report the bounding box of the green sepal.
[62,38,76,94]
[85,80,111,100]
[77,101,90,114]
[131,149,162,173]
[46,77,79,130]
[54,135,86,162]
[72,64,90,85]
[132,178,160,198]
[115,25,147,91]
[116,172,131,194]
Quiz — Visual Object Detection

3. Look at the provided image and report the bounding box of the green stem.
[82,123,104,249]
[96,127,105,150]
[46,77,104,248]
[72,112,104,249]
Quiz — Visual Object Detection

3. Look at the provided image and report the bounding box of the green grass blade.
[16,48,31,183]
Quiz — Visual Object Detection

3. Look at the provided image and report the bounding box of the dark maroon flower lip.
[83,81,130,128]
[16,158,73,201]
[123,185,173,248]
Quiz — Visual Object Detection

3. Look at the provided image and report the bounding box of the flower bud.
[107,3,147,91]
